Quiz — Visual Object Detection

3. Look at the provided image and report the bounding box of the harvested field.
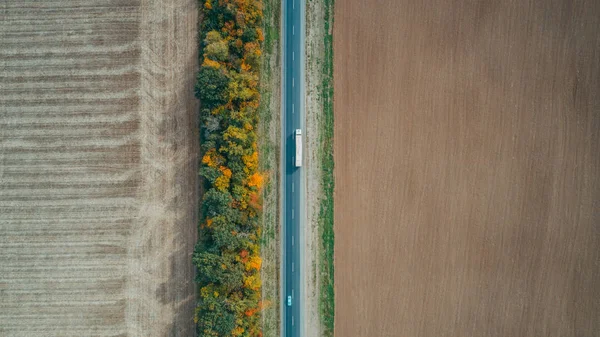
[0,1,198,336]
[333,1,600,337]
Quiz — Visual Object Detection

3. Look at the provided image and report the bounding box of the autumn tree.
[204,30,229,62]
[195,0,265,336]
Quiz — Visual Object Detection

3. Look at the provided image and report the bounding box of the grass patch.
[319,0,335,336]
[257,0,281,335]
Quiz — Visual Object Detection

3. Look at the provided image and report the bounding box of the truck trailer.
[295,129,302,167]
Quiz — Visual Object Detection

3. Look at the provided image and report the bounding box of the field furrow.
[0,1,197,335]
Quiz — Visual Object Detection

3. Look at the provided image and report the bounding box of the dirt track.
[0,1,198,336]
[333,1,600,336]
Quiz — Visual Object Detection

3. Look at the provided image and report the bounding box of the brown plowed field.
[0,1,198,336]
[333,1,600,336]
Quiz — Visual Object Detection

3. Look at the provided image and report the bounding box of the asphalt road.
[281,0,305,335]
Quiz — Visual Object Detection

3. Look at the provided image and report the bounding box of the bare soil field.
[333,1,600,336]
[0,1,198,336]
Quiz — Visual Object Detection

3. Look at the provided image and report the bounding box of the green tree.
[241,27,258,43]
[197,286,236,337]
[193,250,243,292]
[205,31,229,62]
[196,66,230,110]
[202,188,232,218]
[211,216,241,251]
[200,166,221,185]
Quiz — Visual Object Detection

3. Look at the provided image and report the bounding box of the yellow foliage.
[242,150,258,173]
[243,274,261,291]
[241,61,251,71]
[194,306,200,324]
[232,327,244,336]
[202,58,221,69]
[223,126,247,142]
[204,0,212,9]
[206,218,213,228]
[247,243,259,256]
[214,166,232,191]
[246,256,262,271]
[214,175,229,191]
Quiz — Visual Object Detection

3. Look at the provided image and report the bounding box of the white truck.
[295,129,302,167]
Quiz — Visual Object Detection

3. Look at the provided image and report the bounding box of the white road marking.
[292,289,294,297]
[292,236,294,246]
[292,262,294,272]
[293,51,294,61]
[292,182,294,192]
[293,25,295,35]
[292,315,295,326]
[292,78,295,87]
[292,103,294,114]
[291,209,294,219]
[293,0,295,9]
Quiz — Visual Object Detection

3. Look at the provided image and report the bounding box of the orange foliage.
[241,61,252,71]
[239,249,249,263]
[244,307,258,317]
[248,192,261,212]
[219,166,232,178]
[247,172,263,189]
[202,149,218,167]
[223,22,236,37]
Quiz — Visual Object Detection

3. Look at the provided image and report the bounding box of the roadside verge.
[305,0,335,335]
[258,0,282,335]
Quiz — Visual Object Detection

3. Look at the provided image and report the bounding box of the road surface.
[281,0,305,336]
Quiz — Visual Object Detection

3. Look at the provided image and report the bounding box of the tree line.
[194,0,265,336]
